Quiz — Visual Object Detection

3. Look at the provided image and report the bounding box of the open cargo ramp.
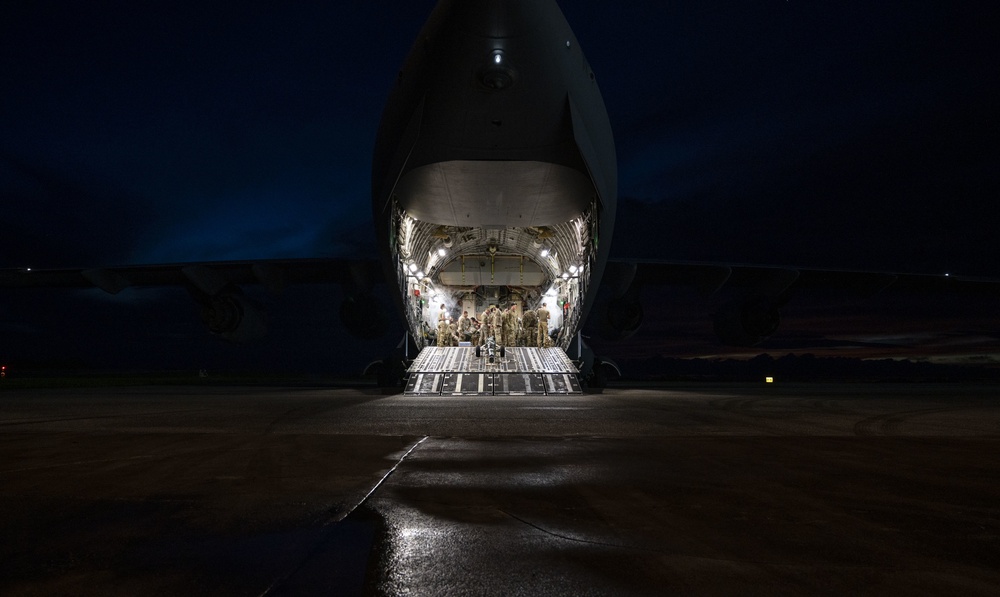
[404,347,581,396]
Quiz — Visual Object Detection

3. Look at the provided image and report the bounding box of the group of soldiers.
[435,303,551,348]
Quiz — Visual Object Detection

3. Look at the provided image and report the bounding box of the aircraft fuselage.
[372,0,616,349]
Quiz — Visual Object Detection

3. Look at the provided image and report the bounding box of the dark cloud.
[0,150,155,267]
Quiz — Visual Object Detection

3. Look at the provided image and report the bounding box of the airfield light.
[765,376,774,384]
[493,50,503,64]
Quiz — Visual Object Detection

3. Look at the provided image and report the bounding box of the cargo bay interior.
[390,204,597,352]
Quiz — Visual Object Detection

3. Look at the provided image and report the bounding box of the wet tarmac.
[1,383,998,595]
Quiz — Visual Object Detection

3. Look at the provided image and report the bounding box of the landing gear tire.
[590,360,608,389]
[376,354,406,393]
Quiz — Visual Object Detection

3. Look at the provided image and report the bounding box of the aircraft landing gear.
[373,353,407,392]
[568,332,620,392]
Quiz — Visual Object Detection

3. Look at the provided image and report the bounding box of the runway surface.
[1,382,998,595]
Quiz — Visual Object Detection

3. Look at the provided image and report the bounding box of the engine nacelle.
[340,294,387,339]
[596,261,644,340]
[200,294,267,342]
[601,295,644,340]
[713,297,781,346]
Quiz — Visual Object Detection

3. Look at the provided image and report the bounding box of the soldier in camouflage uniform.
[536,303,550,348]
[501,305,515,346]
[490,306,503,343]
[436,314,449,347]
[457,310,472,342]
[470,315,481,346]
[522,308,537,347]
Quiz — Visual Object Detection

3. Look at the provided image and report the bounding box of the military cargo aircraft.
[2,0,994,391]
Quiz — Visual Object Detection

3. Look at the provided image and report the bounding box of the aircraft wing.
[0,258,386,340]
[597,258,1000,345]
[608,258,1000,296]
[0,258,382,294]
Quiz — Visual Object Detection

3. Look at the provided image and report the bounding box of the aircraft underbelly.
[395,159,592,227]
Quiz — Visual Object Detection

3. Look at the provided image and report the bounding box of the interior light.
[561,272,570,279]
[540,248,549,258]
[415,271,424,279]
[437,247,447,257]
[493,51,503,64]
[407,262,418,273]
[568,264,578,274]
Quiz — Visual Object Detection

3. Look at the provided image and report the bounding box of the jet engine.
[713,297,781,346]
[598,261,643,340]
[339,294,387,339]
[602,295,644,340]
[200,294,267,342]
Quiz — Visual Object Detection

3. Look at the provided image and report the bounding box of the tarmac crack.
[500,508,646,551]
[332,435,429,524]
[257,435,428,597]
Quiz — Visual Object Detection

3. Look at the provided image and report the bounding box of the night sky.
[2,1,998,375]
